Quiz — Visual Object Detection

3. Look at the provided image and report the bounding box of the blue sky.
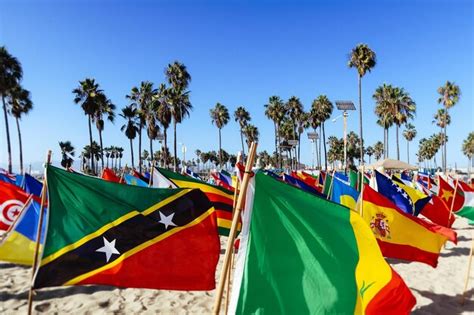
[0,0,472,171]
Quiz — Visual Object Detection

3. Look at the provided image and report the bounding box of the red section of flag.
[211,173,234,192]
[78,211,220,290]
[0,181,33,231]
[438,176,464,212]
[102,168,123,183]
[420,194,455,228]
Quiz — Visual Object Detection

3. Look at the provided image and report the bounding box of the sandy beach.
[1,218,473,314]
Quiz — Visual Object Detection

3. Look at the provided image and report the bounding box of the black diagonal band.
[33,189,213,288]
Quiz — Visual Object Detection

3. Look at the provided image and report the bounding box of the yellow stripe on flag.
[0,231,40,266]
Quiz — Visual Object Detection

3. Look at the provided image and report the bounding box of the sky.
[0,0,472,172]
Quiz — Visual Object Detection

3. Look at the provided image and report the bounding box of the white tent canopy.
[361,158,418,171]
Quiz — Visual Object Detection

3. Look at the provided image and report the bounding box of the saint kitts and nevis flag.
[33,166,220,290]
[229,172,415,314]
[152,167,236,236]
[361,185,456,267]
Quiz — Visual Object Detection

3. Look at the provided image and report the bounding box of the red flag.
[211,172,234,192]
[438,176,464,211]
[0,181,33,231]
[102,168,123,183]
[420,194,456,228]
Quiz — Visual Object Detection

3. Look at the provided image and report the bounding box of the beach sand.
[1,219,473,314]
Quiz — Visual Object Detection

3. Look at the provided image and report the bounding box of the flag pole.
[149,160,155,187]
[27,150,52,315]
[326,170,336,200]
[461,230,474,305]
[213,143,257,315]
[360,165,365,217]
[0,194,33,243]
[447,178,459,226]
[223,152,242,315]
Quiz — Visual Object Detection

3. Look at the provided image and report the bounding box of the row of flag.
[0,164,473,314]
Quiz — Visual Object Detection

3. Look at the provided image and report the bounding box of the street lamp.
[307,132,319,169]
[179,142,187,167]
[334,101,356,172]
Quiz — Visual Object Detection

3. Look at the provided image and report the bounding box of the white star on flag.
[96,237,120,262]
[159,211,177,229]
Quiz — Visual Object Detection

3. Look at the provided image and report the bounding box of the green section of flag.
[44,166,180,257]
[323,173,333,196]
[349,170,358,189]
[157,167,232,194]
[235,172,359,314]
[457,206,474,221]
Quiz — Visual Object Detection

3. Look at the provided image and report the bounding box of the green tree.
[462,132,474,177]
[165,61,192,171]
[94,92,115,170]
[437,81,461,172]
[7,85,32,174]
[120,105,139,168]
[311,95,333,169]
[59,141,75,169]
[373,141,384,161]
[210,103,230,168]
[374,84,394,159]
[365,146,374,164]
[243,124,259,147]
[348,43,377,165]
[155,83,172,168]
[234,106,251,155]
[264,96,286,167]
[286,96,305,165]
[402,123,417,164]
[0,46,23,173]
[72,78,102,171]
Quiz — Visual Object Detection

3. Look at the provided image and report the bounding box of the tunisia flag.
[0,181,33,231]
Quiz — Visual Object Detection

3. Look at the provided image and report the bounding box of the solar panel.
[335,101,356,111]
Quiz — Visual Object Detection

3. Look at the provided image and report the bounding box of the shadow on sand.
[0,285,115,303]
[412,288,474,314]
[441,246,472,258]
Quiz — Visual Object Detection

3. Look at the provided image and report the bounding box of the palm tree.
[6,85,32,174]
[312,95,333,170]
[234,106,251,155]
[126,81,156,172]
[165,61,192,171]
[243,124,259,147]
[437,81,460,172]
[365,146,374,164]
[117,147,124,169]
[403,123,417,164]
[0,46,23,173]
[59,141,75,169]
[72,78,102,172]
[348,44,377,165]
[462,132,474,177]
[373,141,384,161]
[155,83,172,168]
[264,96,286,167]
[391,87,416,160]
[308,106,321,169]
[373,84,395,159]
[433,108,451,169]
[286,96,304,165]
[210,103,230,167]
[93,92,115,170]
[120,105,139,168]
[195,149,202,171]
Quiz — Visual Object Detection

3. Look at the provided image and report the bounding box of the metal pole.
[343,111,348,172]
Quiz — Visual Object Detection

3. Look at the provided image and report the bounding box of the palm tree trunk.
[150,138,153,163]
[407,139,410,164]
[88,115,95,172]
[2,96,13,173]
[173,120,177,172]
[444,119,447,173]
[387,128,390,158]
[240,129,246,157]
[358,74,364,166]
[138,124,142,172]
[218,128,222,168]
[107,156,109,168]
[164,128,168,168]
[396,124,400,160]
[15,118,23,174]
[297,132,301,168]
[130,138,135,168]
[323,122,327,170]
[319,126,322,169]
[99,129,104,170]
[277,123,282,168]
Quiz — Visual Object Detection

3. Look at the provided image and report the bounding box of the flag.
[229,172,415,314]
[0,181,34,231]
[124,173,148,187]
[132,170,150,185]
[282,173,325,198]
[184,167,202,180]
[219,170,232,186]
[400,171,412,182]
[0,170,18,186]
[438,176,465,213]
[331,178,360,210]
[334,172,350,185]
[155,167,236,236]
[0,199,46,265]
[22,173,43,197]
[419,193,455,228]
[152,168,177,188]
[391,176,431,216]
[323,172,333,196]
[349,170,359,189]
[102,168,122,183]
[211,172,234,192]
[417,172,439,194]
[33,166,219,290]
[362,185,456,267]
[457,181,474,220]
[374,171,414,215]
[292,171,318,189]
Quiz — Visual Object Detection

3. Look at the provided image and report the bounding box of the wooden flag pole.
[360,165,365,217]
[149,160,155,187]
[213,143,257,315]
[461,230,474,305]
[223,153,242,315]
[326,170,336,200]
[447,178,459,226]
[27,150,52,315]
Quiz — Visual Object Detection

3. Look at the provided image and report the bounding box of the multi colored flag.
[0,181,33,231]
[101,168,123,183]
[124,173,148,187]
[374,171,414,215]
[331,177,360,211]
[0,199,46,265]
[229,172,415,314]
[457,181,474,220]
[391,175,431,215]
[154,167,236,236]
[362,185,456,267]
[282,173,325,197]
[33,166,220,290]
